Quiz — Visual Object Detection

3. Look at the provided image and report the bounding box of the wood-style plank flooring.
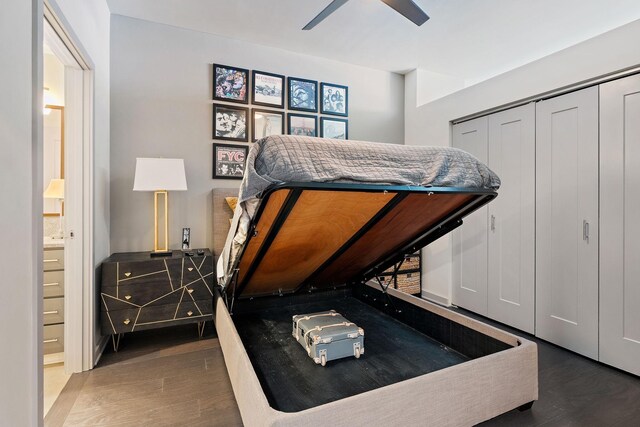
[47,314,640,426]
[44,324,241,427]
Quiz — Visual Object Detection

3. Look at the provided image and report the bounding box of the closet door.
[487,104,535,333]
[452,117,488,315]
[535,87,599,359]
[599,74,640,375]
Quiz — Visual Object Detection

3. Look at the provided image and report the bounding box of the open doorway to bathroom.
[42,4,96,417]
[42,29,68,415]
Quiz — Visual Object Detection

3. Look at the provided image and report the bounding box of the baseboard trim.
[93,335,108,368]
[421,290,450,307]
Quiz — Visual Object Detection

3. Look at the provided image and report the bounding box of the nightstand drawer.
[101,308,139,335]
[101,272,177,307]
[43,324,64,354]
[43,249,64,271]
[183,280,214,301]
[117,259,167,281]
[135,299,213,325]
[43,270,64,298]
[43,297,64,325]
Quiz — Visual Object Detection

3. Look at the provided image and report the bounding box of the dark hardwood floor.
[458,308,640,427]
[44,323,242,427]
[47,313,640,426]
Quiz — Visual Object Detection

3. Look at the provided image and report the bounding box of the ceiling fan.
[302,0,429,30]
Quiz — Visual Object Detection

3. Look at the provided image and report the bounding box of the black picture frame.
[213,103,249,142]
[320,117,348,140]
[251,70,285,108]
[288,77,318,112]
[252,109,285,142]
[212,143,248,180]
[213,63,249,104]
[287,113,318,137]
[320,82,348,116]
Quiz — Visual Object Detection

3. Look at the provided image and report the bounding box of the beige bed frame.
[211,188,538,427]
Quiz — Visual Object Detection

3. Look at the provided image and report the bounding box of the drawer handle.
[123,318,131,325]
[124,295,132,300]
[188,267,193,272]
[124,272,131,277]
[43,282,60,287]
[44,259,59,263]
[187,289,194,294]
[187,311,193,316]
[44,310,59,315]
[43,338,59,344]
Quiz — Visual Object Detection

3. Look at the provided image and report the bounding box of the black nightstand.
[100,249,214,351]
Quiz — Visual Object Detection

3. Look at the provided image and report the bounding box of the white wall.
[110,15,405,253]
[406,18,640,303]
[0,0,42,424]
[51,0,111,363]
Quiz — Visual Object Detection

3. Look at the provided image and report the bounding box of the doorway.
[42,5,95,417]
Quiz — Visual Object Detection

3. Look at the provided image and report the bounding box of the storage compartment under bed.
[230,283,513,412]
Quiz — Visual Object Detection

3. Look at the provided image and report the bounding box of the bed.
[212,136,537,427]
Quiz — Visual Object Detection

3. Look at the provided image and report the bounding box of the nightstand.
[100,249,214,351]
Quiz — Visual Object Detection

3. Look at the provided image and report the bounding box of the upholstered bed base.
[214,282,538,427]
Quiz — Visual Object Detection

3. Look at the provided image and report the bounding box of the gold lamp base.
[151,190,172,257]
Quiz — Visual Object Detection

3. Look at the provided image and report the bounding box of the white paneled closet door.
[599,74,640,375]
[452,117,489,315]
[535,86,599,359]
[487,104,535,333]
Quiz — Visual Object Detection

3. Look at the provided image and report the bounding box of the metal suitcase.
[292,310,364,366]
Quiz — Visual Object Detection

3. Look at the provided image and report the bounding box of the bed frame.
[211,184,538,427]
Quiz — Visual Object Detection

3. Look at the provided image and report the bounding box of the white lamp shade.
[44,178,64,199]
[133,158,188,191]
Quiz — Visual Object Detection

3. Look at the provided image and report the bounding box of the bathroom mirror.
[43,105,64,216]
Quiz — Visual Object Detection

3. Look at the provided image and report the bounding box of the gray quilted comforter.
[238,135,500,203]
[218,135,500,285]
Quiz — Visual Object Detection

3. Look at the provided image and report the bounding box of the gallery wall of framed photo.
[211,63,350,179]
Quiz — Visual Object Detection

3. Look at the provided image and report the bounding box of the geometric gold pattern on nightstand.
[101,254,214,335]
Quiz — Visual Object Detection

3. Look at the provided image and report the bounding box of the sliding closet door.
[599,74,640,375]
[452,117,488,315]
[487,104,535,333]
[535,86,599,359]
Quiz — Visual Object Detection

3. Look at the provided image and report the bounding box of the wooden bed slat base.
[234,185,494,299]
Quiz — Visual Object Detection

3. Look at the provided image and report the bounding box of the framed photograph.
[252,70,285,108]
[320,82,348,116]
[320,117,348,140]
[252,109,285,142]
[287,113,317,137]
[213,103,249,142]
[288,77,318,112]
[213,143,248,180]
[213,64,249,104]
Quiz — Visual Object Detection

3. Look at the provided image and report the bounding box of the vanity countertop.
[44,237,65,249]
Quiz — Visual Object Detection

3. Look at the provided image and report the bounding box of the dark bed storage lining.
[354,284,513,360]
[230,286,513,413]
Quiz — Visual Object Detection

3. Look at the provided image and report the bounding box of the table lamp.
[133,158,187,256]
[44,178,65,239]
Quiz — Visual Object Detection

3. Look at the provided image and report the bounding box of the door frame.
[44,0,96,373]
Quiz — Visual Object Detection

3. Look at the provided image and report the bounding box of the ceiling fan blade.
[380,0,429,26]
[302,0,349,30]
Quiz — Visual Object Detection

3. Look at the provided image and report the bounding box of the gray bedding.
[218,135,500,285]
[238,135,499,203]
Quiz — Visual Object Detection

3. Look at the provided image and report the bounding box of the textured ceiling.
[107,0,640,82]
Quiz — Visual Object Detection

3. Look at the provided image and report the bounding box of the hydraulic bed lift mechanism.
[221,181,497,336]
